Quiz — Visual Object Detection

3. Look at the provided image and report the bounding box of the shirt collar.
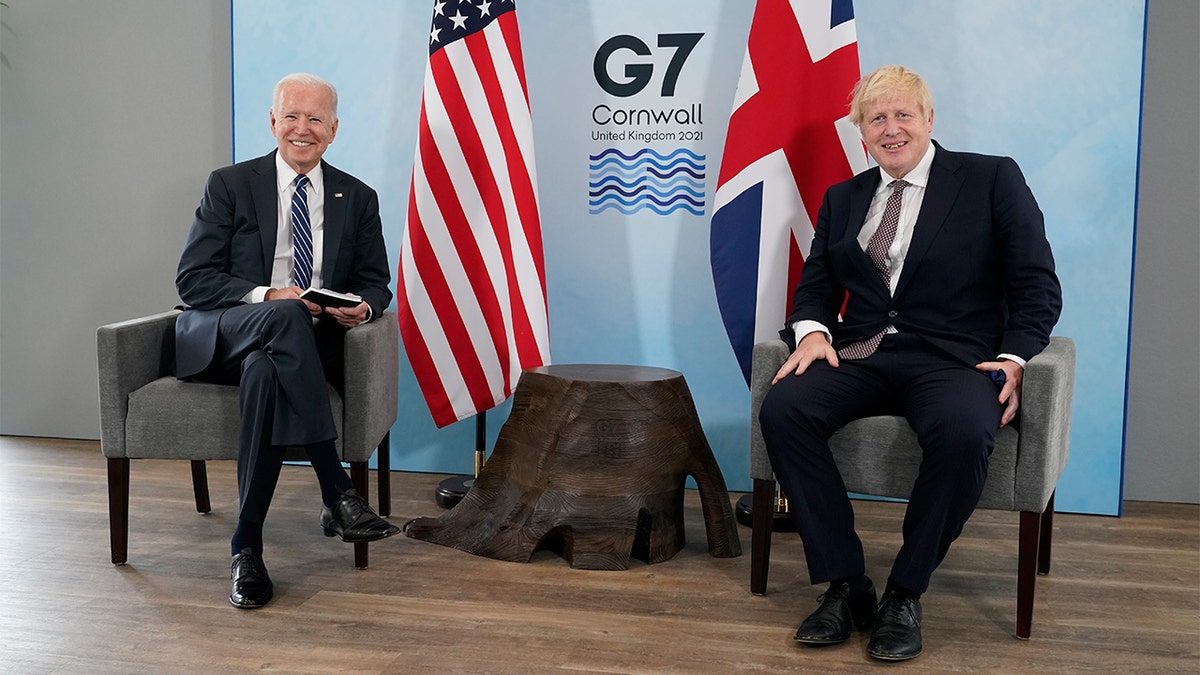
[275,152,324,194]
[879,141,936,190]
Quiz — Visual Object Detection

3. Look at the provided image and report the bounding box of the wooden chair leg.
[107,458,130,565]
[190,460,212,513]
[1016,509,1042,639]
[750,478,775,595]
[377,432,391,518]
[351,461,369,569]
[1037,491,1055,575]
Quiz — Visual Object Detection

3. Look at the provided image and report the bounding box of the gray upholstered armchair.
[97,309,399,569]
[748,336,1075,639]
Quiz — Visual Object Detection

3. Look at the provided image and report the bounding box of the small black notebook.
[300,288,363,308]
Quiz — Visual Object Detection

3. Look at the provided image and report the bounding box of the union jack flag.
[398,0,549,427]
[710,0,864,383]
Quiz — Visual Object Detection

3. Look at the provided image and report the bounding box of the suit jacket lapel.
[321,160,346,287]
[894,146,964,299]
[842,169,885,294]
[251,152,279,281]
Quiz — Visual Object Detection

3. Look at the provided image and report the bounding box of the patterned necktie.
[837,179,911,360]
[291,174,313,289]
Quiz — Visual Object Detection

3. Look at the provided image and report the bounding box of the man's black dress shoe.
[867,590,923,661]
[793,576,877,645]
[229,549,273,610]
[320,489,401,543]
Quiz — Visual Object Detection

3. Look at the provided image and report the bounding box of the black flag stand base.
[734,488,798,532]
[434,411,487,509]
[434,474,474,509]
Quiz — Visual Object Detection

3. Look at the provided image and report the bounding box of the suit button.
[888,310,898,318]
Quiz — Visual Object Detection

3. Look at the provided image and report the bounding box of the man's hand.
[325,302,369,329]
[773,331,839,384]
[975,360,1024,427]
[265,286,321,315]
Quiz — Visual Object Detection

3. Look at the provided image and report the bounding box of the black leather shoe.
[229,549,273,610]
[793,577,877,645]
[867,590,923,661]
[320,489,401,543]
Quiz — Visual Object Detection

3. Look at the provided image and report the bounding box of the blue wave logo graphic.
[588,148,706,216]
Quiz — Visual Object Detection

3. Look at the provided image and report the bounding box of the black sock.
[231,519,263,557]
[885,578,922,601]
[305,439,354,507]
[834,573,871,594]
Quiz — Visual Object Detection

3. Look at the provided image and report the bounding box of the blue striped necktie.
[291,174,313,289]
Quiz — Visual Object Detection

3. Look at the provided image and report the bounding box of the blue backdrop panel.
[232,0,1145,515]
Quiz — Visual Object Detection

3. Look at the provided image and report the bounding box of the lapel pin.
[335,192,344,198]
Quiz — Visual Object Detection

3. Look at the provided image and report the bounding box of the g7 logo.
[593,33,703,98]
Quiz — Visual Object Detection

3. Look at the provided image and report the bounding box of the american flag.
[398,0,549,428]
[710,0,864,383]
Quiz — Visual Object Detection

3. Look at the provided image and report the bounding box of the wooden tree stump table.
[405,364,742,570]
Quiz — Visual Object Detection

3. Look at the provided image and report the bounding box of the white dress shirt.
[243,154,326,303]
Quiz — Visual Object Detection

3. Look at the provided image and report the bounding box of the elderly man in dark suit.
[175,73,399,609]
[759,65,1062,661]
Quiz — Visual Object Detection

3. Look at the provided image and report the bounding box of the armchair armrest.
[1011,336,1076,511]
[747,336,1077,505]
[749,339,791,481]
[340,310,399,459]
[97,310,182,458]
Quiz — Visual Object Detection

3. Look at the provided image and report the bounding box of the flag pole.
[434,411,486,509]
[474,408,487,476]
[734,485,796,532]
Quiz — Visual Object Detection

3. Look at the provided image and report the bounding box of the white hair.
[271,73,338,118]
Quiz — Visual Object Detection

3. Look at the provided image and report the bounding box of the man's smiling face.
[270,82,338,175]
[860,92,933,179]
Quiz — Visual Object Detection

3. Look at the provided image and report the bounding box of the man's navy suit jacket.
[174,151,393,378]
[784,142,1062,365]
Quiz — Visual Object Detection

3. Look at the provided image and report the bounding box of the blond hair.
[848,65,933,127]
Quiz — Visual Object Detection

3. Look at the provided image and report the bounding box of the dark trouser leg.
[235,350,287,523]
[194,301,340,522]
[306,439,354,507]
[205,301,338,446]
[759,359,891,584]
[888,360,1001,593]
[304,320,354,505]
[758,333,1001,590]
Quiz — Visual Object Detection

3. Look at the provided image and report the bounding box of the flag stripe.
[406,137,492,415]
[472,22,547,369]
[432,46,516,382]
[399,1,549,428]
[453,30,531,375]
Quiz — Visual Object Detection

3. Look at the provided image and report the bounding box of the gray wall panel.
[1124,0,1200,503]
[0,1,232,438]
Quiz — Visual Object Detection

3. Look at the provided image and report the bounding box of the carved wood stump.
[406,364,742,570]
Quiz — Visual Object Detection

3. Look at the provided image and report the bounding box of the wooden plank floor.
[1,436,1196,674]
